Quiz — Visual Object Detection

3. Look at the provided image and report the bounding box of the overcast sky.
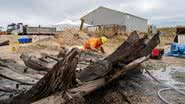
[0,0,185,28]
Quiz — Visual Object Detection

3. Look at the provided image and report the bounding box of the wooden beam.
[0,48,80,104]
[0,67,38,85]
[79,19,84,31]
[32,56,148,104]
[0,40,9,46]
[20,54,55,72]
[0,86,20,93]
[1,32,160,104]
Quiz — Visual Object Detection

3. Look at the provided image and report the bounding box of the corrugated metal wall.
[82,7,125,26]
[82,7,148,32]
[125,14,147,32]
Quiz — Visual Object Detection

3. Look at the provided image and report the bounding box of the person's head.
[100,36,107,44]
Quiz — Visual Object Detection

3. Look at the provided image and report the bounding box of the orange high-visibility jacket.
[83,38,102,49]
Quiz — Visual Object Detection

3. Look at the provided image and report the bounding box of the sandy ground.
[0,34,185,104]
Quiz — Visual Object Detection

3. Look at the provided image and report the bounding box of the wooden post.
[1,48,80,104]
[80,19,84,31]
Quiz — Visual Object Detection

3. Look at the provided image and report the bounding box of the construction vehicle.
[7,23,56,35]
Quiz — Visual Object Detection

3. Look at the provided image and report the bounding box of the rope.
[144,66,185,104]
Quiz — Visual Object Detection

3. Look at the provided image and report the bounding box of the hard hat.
[101,36,107,44]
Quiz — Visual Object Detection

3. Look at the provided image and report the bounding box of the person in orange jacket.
[83,36,107,53]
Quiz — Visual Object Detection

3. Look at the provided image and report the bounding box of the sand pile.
[0,35,19,43]
[17,30,89,53]
[55,30,89,46]
[17,37,61,53]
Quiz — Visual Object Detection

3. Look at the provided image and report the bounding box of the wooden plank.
[20,54,54,71]
[0,40,9,46]
[33,56,148,104]
[1,32,160,104]
[0,58,43,80]
[0,86,20,93]
[0,67,39,85]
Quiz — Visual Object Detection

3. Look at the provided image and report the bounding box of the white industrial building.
[80,6,148,32]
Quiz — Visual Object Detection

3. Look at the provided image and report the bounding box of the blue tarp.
[18,37,32,43]
[165,43,185,58]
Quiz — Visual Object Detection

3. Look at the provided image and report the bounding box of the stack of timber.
[0,31,160,104]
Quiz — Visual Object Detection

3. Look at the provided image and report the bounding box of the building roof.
[81,6,147,20]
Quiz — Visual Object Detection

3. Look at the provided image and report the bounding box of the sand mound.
[17,30,89,53]
[17,37,60,53]
[56,30,89,46]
